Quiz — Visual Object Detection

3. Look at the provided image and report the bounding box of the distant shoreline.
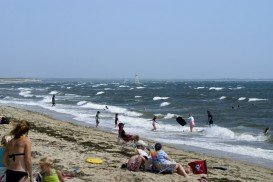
[0,77,273,82]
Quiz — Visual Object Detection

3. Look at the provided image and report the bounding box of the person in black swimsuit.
[4,120,33,182]
[115,113,119,128]
[207,111,213,126]
[52,94,56,106]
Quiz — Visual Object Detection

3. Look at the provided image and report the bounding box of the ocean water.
[0,79,273,168]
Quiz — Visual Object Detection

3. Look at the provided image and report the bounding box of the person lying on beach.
[3,120,33,182]
[0,135,12,182]
[118,123,139,142]
[37,157,64,182]
[153,143,189,177]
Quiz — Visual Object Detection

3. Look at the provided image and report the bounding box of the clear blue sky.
[0,0,272,79]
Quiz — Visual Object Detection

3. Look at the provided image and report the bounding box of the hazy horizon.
[1,0,272,79]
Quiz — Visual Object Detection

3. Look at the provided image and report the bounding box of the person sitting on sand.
[127,154,147,172]
[0,135,12,182]
[153,143,188,177]
[118,123,139,142]
[38,157,64,182]
[134,140,153,171]
[3,120,33,182]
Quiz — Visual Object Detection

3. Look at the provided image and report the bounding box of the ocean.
[0,78,272,168]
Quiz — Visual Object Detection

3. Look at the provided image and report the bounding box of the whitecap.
[238,97,246,101]
[229,86,244,90]
[136,87,145,89]
[195,87,205,89]
[248,98,268,102]
[219,96,226,100]
[164,113,176,119]
[135,96,142,98]
[209,87,223,91]
[160,102,170,107]
[49,91,58,95]
[18,88,33,97]
[77,101,87,106]
[96,91,105,95]
[153,96,169,101]
[119,85,129,88]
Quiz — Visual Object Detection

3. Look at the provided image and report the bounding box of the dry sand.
[1,105,273,182]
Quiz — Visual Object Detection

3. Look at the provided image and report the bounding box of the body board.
[176,117,187,126]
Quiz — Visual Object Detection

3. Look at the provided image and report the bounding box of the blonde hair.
[10,120,30,139]
[39,157,53,166]
[1,135,12,146]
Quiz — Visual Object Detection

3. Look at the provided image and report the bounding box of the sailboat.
[135,74,140,85]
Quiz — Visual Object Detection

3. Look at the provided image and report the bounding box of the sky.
[0,0,272,79]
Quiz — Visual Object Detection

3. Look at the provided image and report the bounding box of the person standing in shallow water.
[52,95,56,106]
[151,116,157,131]
[207,111,213,126]
[114,113,119,128]
[187,114,195,132]
[95,111,100,127]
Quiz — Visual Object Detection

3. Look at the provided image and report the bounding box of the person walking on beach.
[151,116,157,131]
[52,94,56,106]
[207,111,213,126]
[187,114,195,132]
[115,113,119,128]
[95,111,100,127]
[4,120,33,182]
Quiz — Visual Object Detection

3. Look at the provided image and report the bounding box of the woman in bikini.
[3,120,33,182]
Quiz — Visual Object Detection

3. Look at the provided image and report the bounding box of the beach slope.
[1,106,272,182]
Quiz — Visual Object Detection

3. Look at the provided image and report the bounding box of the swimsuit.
[6,169,28,182]
[8,153,25,162]
[127,160,140,171]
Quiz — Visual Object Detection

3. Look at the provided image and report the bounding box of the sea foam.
[160,102,170,107]
[153,96,169,101]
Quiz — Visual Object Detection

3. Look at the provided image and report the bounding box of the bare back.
[5,136,31,172]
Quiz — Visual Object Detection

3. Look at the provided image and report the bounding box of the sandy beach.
[1,105,273,182]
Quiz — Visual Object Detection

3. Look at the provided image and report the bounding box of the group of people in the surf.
[151,111,214,132]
